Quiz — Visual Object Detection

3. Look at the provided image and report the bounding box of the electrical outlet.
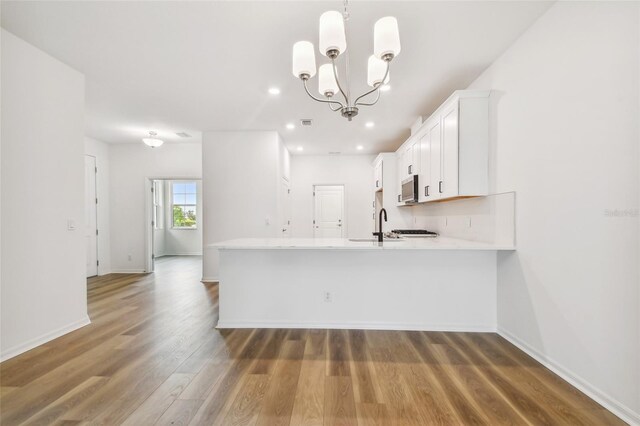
[323,291,333,303]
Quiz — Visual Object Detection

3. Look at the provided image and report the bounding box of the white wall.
[1,30,89,360]
[202,131,286,280]
[290,155,375,239]
[468,2,640,422]
[109,143,202,272]
[84,137,111,275]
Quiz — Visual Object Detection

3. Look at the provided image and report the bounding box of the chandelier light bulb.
[292,41,317,79]
[319,11,347,57]
[367,55,390,87]
[374,16,401,60]
[318,64,339,97]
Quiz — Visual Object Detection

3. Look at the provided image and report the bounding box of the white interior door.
[280,179,292,237]
[84,155,98,277]
[314,185,344,238]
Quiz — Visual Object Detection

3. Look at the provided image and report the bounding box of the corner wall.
[468,2,640,422]
[159,180,203,256]
[290,155,375,239]
[1,30,88,360]
[202,131,284,280]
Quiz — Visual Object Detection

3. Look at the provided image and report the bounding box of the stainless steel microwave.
[400,175,419,203]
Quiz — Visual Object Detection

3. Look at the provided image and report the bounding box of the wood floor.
[0,256,624,426]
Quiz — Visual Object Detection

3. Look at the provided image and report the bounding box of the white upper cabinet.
[440,100,459,199]
[417,118,439,202]
[400,90,490,204]
[373,158,383,191]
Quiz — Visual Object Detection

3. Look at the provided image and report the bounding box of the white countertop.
[210,237,515,251]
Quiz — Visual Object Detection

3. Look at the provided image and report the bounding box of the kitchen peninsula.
[212,237,514,331]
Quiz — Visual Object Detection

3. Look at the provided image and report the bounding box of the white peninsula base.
[214,238,513,332]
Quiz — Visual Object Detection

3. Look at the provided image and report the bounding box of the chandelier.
[291,1,401,121]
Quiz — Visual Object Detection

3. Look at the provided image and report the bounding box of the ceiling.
[1,1,552,155]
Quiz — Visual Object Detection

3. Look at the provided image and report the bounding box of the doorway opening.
[313,185,345,238]
[145,178,203,273]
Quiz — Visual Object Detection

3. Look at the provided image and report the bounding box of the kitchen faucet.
[373,208,388,243]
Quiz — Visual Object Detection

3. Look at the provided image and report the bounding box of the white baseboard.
[109,269,146,274]
[217,320,496,333]
[498,327,639,426]
[201,276,219,283]
[0,315,91,362]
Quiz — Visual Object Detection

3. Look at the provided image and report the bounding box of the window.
[152,180,163,229]
[172,181,197,229]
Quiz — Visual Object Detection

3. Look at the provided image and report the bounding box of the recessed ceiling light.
[286,123,295,130]
[268,87,281,95]
[365,121,375,128]
[356,145,364,150]
[297,146,304,152]
[380,84,391,92]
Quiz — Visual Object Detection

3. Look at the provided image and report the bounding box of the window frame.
[152,180,164,230]
[171,181,198,230]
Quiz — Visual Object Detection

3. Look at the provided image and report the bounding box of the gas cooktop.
[391,229,438,236]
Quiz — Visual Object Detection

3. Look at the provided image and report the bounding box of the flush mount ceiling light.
[142,131,164,148]
[292,0,400,121]
[268,87,281,95]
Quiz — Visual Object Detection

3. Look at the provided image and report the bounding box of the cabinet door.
[418,129,431,202]
[440,102,459,198]
[374,161,382,190]
[396,151,404,204]
[429,119,442,200]
[410,139,420,175]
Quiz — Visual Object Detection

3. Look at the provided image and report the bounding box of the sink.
[348,238,404,242]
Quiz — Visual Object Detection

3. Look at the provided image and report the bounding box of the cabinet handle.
[408,165,412,175]
[398,194,401,202]
[425,185,429,197]
[439,181,443,193]
[376,180,379,188]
